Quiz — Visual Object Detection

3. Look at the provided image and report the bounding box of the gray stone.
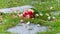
[7,23,47,34]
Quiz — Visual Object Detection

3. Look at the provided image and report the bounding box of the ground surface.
[7,23,47,34]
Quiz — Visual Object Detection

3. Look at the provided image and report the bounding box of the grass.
[0,13,20,34]
[0,0,60,34]
[36,16,60,34]
[0,0,33,8]
[0,13,60,34]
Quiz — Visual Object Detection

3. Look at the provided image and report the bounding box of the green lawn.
[0,13,20,34]
[0,12,60,34]
[0,0,60,34]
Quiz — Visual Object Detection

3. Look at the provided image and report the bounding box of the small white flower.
[20,19,24,23]
[26,21,30,25]
[35,14,39,16]
[0,23,2,25]
[48,16,51,20]
[37,24,40,27]
[45,13,49,16]
[40,13,43,16]
[19,14,23,16]
[17,14,22,17]
[52,17,56,19]
[50,7,53,9]
[32,18,34,19]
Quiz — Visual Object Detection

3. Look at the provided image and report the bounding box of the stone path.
[7,23,47,34]
[0,5,33,13]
